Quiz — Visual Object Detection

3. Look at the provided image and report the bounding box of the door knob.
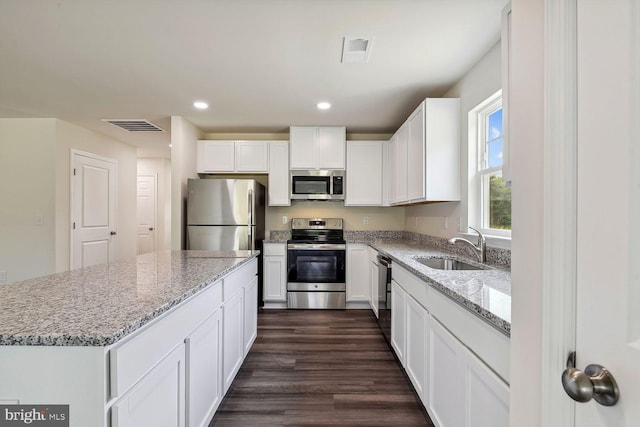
[561,352,619,406]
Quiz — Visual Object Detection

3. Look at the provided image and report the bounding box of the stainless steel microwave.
[290,170,345,201]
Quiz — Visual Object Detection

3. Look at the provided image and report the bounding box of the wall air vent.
[341,36,374,63]
[101,119,165,132]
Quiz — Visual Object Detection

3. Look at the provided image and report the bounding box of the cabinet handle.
[110,231,117,236]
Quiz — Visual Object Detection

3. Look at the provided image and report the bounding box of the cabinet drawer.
[223,258,257,301]
[263,243,286,256]
[393,264,429,309]
[110,282,222,398]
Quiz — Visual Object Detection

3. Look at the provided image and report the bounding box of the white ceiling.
[0,0,507,158]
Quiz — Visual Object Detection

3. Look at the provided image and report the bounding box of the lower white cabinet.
[405,295,429,398]
[390,263,509,427]
[243,276,258,355]
[369,259,379,317]
[346,243,369,302]
[263,243,287,305]
[223,287,245,393]
[390,281,407,366]
[185,310,223,427]
[112,344,186,427]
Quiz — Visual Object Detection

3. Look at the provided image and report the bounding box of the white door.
[71,151,117,269]
[569,0,640,424]
[137,174,157,255]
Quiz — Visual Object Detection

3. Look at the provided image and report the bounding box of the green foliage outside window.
[489,175,511,230]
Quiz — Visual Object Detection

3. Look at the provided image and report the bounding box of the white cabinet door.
[197,141,235,173]
[289,127,316,169]
[235,141,268,172]
[390,280,407,366]
[243,276,258,356]
[346,244,369,302]
[263,253,287,302]
[185,310,222,427]
[424,98,460,201]
[112,344,185,427]
[407,102,426,201]
[316,126,346,169]
[345,141,383,206]
[369,261,379,318]
[387,134,397,205]
[465,349,510,427]
[428,316,466,427]
[394,124,408,203]
[405,295,429,400]
[268,141,290,206]
[223,288,244,393]
[290,126,345,169]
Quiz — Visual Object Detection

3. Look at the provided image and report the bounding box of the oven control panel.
[291,218,343,230]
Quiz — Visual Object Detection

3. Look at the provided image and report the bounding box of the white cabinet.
[290,126,346,170]
[112,344,186,427]
[222,287,244,394]
[197,140,268,173]
[346,243,369,302]
[345,141,384,206]
[389,98,460,205]
[263,243,287,306]
[268,141,290,206]
[465,346,510,427]
[427,316,466,427]
[185,310,223,427]
[405,295,429,399]
[243,276,258,356]
[390,280,407,366]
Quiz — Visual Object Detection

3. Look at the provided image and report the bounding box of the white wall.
[0,119,57,283]
[137,158,172,251]
[509,0,544,425]
[403,41,502,239]
[170,116,201,250]
[55,120,138,271]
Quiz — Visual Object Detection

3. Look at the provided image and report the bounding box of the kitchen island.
[0,250,259,427]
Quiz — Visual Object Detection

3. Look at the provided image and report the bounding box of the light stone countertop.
[0,250,259,347]
[369,239,511,336]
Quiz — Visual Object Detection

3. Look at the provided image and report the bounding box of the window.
[469,91,511,238]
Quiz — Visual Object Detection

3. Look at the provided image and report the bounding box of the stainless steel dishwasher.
[377,255,392,344]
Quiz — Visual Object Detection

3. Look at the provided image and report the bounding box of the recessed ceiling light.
[317,102,331,110]
[193,101,209,110]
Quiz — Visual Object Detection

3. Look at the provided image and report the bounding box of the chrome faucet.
[448,227,486,263]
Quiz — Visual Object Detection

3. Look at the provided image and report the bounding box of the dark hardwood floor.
[211,309,435,426]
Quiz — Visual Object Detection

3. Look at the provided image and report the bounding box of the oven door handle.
[287,243,346,250]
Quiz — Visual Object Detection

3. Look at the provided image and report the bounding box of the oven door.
[287,245,346,284]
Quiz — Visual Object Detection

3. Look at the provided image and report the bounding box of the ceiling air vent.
[341,36,374,63]
[102,119,165,132]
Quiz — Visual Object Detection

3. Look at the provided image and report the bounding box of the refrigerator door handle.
[247,227,253,251]
[248,189,253,226]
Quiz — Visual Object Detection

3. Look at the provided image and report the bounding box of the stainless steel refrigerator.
[186,178,265,251]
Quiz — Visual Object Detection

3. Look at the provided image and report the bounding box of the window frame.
[468,90,512,240]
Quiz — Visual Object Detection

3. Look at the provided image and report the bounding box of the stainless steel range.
[287,218,346,309]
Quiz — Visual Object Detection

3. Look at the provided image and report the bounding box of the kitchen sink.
[414,257,484,270]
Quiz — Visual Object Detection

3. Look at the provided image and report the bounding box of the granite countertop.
[369,239,511,336]
[0,250,258,347]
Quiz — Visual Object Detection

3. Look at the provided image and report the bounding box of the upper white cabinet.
[268,141,290,206]
[345,141,384,206]
[389,98,460,205]
[289,126,346,170]
[197,140,268,173]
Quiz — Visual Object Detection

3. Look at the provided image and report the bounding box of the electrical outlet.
[363,216,370,225]
[282,215,288,225]
[0,271,7,284]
